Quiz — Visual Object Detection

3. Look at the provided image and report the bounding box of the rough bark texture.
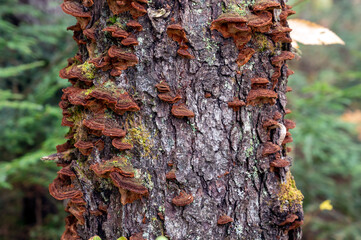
[50,0,304,239]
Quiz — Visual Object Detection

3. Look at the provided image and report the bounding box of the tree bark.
[49,0,304,239]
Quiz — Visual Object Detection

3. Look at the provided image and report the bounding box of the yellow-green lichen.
[124,115,154,158]
[278,172,304,209]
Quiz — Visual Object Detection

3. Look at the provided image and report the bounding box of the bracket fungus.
[171,104,195,118]
[237,47,255,66]
[74,140,94,155]
[127,20,143,31]
[165,169,177,180]
[251,77,269,89]
[172,191,194,207]
[103,26,129,38]
[228,98,246,111]
[247,11,273,33]
[112,138,133,151]
[166,24,194,59]
[284,119,296,130]
[110,172,148,205]
[158,92,182,103]
[155,82,171,93]
[90,157,135,178]
[217,215,234,225]
[61,1,91,29]
[252,0,281,12]
[270,157,290,168]
[262,142,281,156]
[166,24,188,45]
[246,89,278,106]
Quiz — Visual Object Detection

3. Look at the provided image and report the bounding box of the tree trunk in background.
[49,0,304,239]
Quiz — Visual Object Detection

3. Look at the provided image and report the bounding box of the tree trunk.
[49,0,304,239]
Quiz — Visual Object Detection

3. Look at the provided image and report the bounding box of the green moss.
[278,172,304,209]
[80,61,96,79]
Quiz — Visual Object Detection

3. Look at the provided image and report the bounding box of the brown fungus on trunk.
[211,13,252,50]
[247,11,273,33]
[251,77,269,89]
[82,0,94,7]
[61,215,81,240]
[270,157,290,168]
[61,1,91,29]
[83,117,105,131]
[280,5,296,26]
[112,92,140,114]
[269,24,293,43]
[177,47,195,59]
[90,157,135,178]
[158,92,182,103]
[262,142,281,156]
[282,132,293,144]
[237,47,256,67]
[166,169,177,180]
[217,215,234,225]
[102,127,126,137]
[246,89,278,106]
[278,214,299,226]
[127,20,143,31]
[227,98,246,111]
[284,119,296,130]
[112,138,133,151]
[171,104,195,118]
[109,172,148,205]
[172,191,194,207]
[129,232,146,240]
[166,24,189,45]
[252,0,281,12]
[74,140,94,156]
[49,176,83,201]
[121,36,139,46]
[103,26,129,38]
[155,81,171,93]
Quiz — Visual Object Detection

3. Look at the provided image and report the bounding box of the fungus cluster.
[50,0,150,238]
[213,2,297,109]
[155,81,195,119]
[212,1,302,231]
[166,24,195,59]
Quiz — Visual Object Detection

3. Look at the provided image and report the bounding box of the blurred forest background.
[0,0,360,239]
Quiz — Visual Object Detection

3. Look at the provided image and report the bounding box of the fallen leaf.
[288,19,345,45]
